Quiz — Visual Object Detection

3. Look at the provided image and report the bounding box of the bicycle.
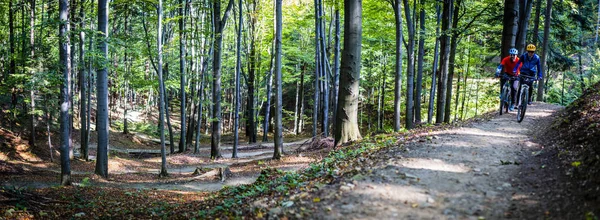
[499,74,517,115]
[516,74,536,123]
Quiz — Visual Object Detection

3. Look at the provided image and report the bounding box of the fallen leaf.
[313,197,321,203]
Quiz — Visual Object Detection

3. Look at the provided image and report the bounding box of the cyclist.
[495,48,521,111]
[513,44,543,105]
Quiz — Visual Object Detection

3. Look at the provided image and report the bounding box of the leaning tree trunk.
[334,0,362,146]
[94,0,109,179]
[273,0,283,159]
[391,0,403,131]
[537,0,552,101]
[59,0,72,186]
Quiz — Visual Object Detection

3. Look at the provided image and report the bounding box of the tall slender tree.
[403,0,415,129]
[537,0,552,101]
[435,0,452,124]
[94,0,109,178]
[29,0,37,147]
[501,0,519,59]
[211,0,234,159]
[158,0,168,177]
[79,0,89,161]
[313,0,321,138]
[334,0,362,146]
[428,3,441,124]
[273,0,283,159]
[178,0,187,153]
[332,9,341,133]
[415,0,425,125]
[59,0,72,186]
[516,0,534,53]
[233,0,243,158]
[389,0,403,131]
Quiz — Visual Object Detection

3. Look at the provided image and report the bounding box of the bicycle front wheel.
[517,89,528,123]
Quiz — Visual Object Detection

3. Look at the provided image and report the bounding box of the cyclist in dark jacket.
[513,44,542,104]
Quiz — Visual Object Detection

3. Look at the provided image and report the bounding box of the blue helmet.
[509,48,518,55]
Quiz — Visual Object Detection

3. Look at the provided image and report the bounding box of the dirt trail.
[286,102,563,219]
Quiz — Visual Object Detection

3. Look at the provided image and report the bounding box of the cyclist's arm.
[512,59,522,74]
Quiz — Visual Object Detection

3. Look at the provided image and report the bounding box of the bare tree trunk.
[444,0,460,124]
[59,0,72,186]
[94,0,109,179]
[211,0,234,159]
[532,0,542,45]
[428,3,441,124]
[158,0,168,177]
[79,0,88,160]
[436,0,452,124]
[516,0,533,53]
[233,0,242,158]
[415,0,425,125]
[334,0,362,146]
[501,0,519,59]
[178,0,187,153]
[332,9,341,133]
[273,0,283,159]
[29,0,37,147]
[403,0,415,129]
[537,0,552,101]
[313,0,321,138]
[391,0,403,131]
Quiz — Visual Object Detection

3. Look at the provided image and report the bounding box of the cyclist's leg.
[527,80,534,103]
[510,78,518,105]
[500,76,507,97]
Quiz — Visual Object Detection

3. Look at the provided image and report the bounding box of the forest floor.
[2,99,600,219]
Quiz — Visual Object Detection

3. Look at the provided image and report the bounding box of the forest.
[1,0,600,218]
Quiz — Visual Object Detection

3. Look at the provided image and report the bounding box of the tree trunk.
[158,0,168,177]
[537,0,552,101]
[516,0,533,53]
[273,0,283,159]
[178,0,187,153]
[246,0,258,143]
[79,0,88,160]
[444,0,460,124]
[59,0,72,186]
[428,3,441,124]
[29,0,37,147]
[436,0,452,124]
[94,0,109,179]
[263,42,274,142]
[313,0,321,138]
[334,0,362,146]
[415,0,425,125]
[332,9,341,134]
[391,0,403,131]
[233,0,242,158]
[211,0,234,159]
[501,0,519,59]
[531,0,542,45]
[7,0,15,84]
[319,0,329,138]
[403,0,415,129]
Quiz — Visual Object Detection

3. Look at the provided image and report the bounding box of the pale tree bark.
[158,0,168,177]
[334,0,362,146]
[94,0,109,179]
[59,0,72,186]
[211,0,234,159]
[435,0,452,124]
[389,0,403,131]
[332,9,341,133]
[313,0,321,138]
[29,0,37,147]
[537,0,552,101]
[233,0,242,158]
[428,3,440,124]
[273,0,283,159]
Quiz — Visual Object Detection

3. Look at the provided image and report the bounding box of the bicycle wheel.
[499,84,510,115]
[517,89,528,123]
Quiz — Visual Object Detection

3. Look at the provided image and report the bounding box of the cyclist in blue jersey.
[513,44,542,104]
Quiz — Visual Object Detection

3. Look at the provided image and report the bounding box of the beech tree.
[95,0,109,179]
[59,0,72,186]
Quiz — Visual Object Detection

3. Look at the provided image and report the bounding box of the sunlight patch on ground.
[433,128,527,139]
[400,158,470,173]
[354,183,430,204]
[525,110,554,118]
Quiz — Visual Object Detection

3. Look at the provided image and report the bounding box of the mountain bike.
[517,74,536,123]
[499,74,517,115]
